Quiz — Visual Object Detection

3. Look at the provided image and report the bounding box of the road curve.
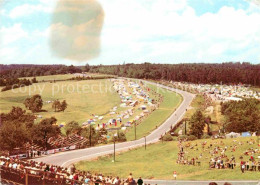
[34,80,195,167]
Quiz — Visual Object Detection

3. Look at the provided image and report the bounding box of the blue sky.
[0,0,260,65]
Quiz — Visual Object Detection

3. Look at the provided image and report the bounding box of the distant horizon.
[1,61,259,67]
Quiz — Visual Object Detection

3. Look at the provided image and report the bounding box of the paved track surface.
[34,80,194,167]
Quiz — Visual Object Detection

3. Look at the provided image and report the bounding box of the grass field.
[0,79,121,125]
[20,74,75,81]
[20,73,114,82]
[76,136,259,180]
[125,83,182,140]
[0,77,182,139]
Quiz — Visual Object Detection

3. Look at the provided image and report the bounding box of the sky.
[0,0,260,65]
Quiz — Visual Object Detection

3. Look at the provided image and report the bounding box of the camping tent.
[225,132,241,138]
[242,132,251,137]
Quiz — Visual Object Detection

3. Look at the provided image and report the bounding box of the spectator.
[137,177,143,185]
[173,171,177,180]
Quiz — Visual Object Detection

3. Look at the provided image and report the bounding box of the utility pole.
[113,137,116,162]
[184,120,187,135]
[113,133,117,162]
[135,121,137,140]
[44,130,47,151]
[89,124,92,147]
[144,136,146,150]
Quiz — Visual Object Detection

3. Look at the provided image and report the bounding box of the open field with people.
[0,79,121,125]
[0,77,183,139]
[76,136,259,180]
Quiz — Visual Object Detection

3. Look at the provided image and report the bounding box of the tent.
[225,132,240,138]
[242,132,251,137]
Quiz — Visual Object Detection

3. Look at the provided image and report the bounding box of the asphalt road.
[34,80,195,167]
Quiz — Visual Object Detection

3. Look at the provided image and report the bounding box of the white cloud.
[8,1,56,19]
[1,0,260,64]
[0,23,28,45]
[95,0,260,63]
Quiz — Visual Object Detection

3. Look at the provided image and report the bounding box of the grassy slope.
[0,79,121,125]
[76,137,259,180]
[125,83,182,140]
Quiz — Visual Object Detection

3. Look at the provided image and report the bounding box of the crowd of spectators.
[0,156,146,185]
[176,138,260,173]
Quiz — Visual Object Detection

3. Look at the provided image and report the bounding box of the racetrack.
[34,80,195,167]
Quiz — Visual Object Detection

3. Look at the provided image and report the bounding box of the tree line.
[89,62,260,86]
[0,78,36,92]
[0,64,82,79]
[1,62,259,86]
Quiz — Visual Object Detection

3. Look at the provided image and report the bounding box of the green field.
[125,83,182,140]
[0,77,182,140]
[20,73,114,82]
[21,74,75,81]
[76,137,259,180]
[0,79,121,125]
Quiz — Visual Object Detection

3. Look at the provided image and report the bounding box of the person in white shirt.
[12,163,17,169]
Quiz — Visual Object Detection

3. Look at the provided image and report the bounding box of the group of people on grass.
[0,155,146,185]
[176,139,201,166]
[176,138,260,173]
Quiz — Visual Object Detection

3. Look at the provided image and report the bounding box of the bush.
[178,135,189,141]
[162,133,173,141]
[202,134,211,139]
[178,135,198,141]
[109,131,127,142]
[188,135,198,141]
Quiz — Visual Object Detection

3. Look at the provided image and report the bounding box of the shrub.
[188,135,198,141]
[178,135,189,141]
[202,134,211,139]
[162,133,173,141]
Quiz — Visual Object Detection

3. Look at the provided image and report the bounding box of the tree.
[24,94,43,113]
[52,100,67,112]
[31,117,60,149]
[31,77,38,83]
[85,64,90,72]
[113,131,127,142]
[81,126,100,146]
[0,107,35,151]
[52,100,61,112]
[60,100,68,112]
[189,110,206,139]
[0,120,30,151]
[64,121,82,136]
[222,99,260,133]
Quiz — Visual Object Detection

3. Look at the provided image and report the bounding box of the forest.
[1,62,259,86]
[89,62,260,86]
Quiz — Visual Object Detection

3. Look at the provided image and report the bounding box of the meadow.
[0,79,121,125]
[76,136,259,180]
[20,73,114,82]
[0,77,182,140]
